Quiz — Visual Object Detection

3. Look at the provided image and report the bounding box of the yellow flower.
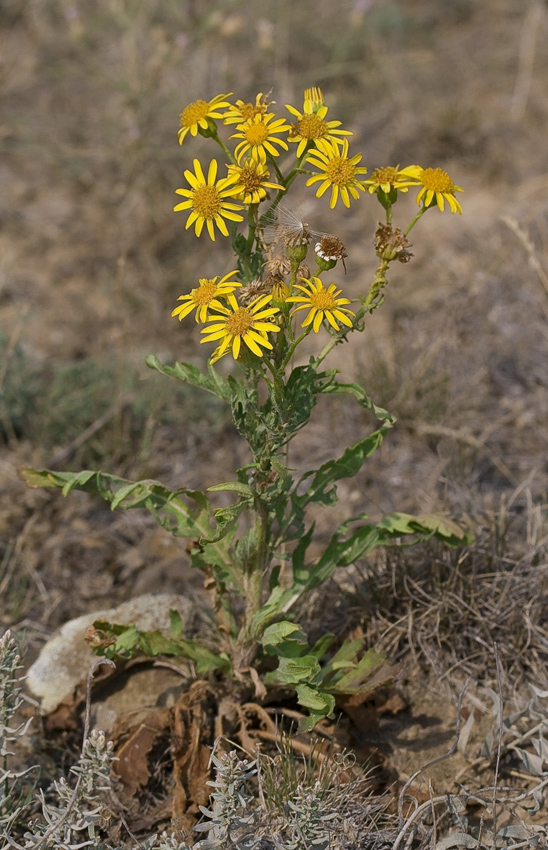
[227,159,285,204]
[401,165,463,214]
[231,114,291,165]
[287,277,355,333]
[285,88,352,157]
[178,93,233,145]
[364,165,421,195]
[305,139,368,209]
[171,271,241,323]
[271,280,290,301]
[201,293,280,361]
[222,92,274,125]
[303,87,324,110]
[174,159,244,241]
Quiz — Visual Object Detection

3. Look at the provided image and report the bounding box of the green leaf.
[309,633,336,660]
[249,586,297,635]
[295,684,335,713]
[319,638,365,681]
[274,654,322,685]
[293,428,389,512]
[409,512,473,545]
[330,647,388,692]
[169,609,183,641]
[92,620,232,675]
[262,621,308,654]
[21,468,214,542]
[145,354,232,402]
[297,688,336,732]
[207,482,254,497]
[321,377,396,425]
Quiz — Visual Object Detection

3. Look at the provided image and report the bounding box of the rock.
[26,593,195,714]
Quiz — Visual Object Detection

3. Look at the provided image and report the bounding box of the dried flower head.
[239,277,271,306]
[315,235,348,272]
[374,224,414,263]
[264,255,292,277]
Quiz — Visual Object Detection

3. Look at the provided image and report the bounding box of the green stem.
[211,131,237,165]
[246,205,257,254]
[235,497,271,669]
[260,150,309,227]
[404,205,428,235]
[280,326,312,373]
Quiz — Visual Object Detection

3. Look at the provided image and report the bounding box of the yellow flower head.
[287,276,355,333]
[171,271,241,323]
[286,88,352,158]
[271,280,290,302]
[174,159,244,241]
[303,87,325,111]
[401,165,463,214]
[227,159,285,204]
[364,165,421,195]
[222,92,274,126]
[305,139,368,209]
[230,114,291,165]
[201,293,280,362]
[178,93,233,145]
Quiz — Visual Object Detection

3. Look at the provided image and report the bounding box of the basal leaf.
[295,684,335,713]
[329,647,388,692]
[274,654,322,685]
[262,621,308,653]
[91,620,231,674]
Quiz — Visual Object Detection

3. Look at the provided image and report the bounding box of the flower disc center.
[180,100,210,128]
[371,166,399,184]
[225,308,254,336]
[325,157,355,186]
[420,167,454,192]
[297,115,328,140]
[192,279,218,304]
[309,290,337,310]
[192,185,223,219]
[239,166,263,192]
[245,123,270,145]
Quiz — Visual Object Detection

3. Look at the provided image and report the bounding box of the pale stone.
[26,593,194,714]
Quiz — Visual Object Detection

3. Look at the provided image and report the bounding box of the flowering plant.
[23,88,468,731]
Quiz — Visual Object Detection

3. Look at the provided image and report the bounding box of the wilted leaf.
[114,708,170,797]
